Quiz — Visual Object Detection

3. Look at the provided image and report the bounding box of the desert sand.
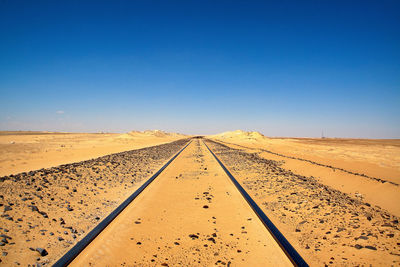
[0,130,186,177]
[71,140,292,266]
[0,134,188,266]
[210,130,400,216]
[0,130,399,266]
[208,131,400,266]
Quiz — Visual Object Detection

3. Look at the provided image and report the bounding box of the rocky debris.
[207,237,216,243]
[0,138,190,265]
[216,139,398,186]
[206,139,400,266]
[189,234,199,239]
[3,206,12,212]
[35,248,48,256]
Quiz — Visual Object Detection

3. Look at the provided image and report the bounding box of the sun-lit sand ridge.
[0,130,187,177]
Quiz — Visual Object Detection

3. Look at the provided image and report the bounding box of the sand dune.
[209,130,265,141]
[117,130,186,139]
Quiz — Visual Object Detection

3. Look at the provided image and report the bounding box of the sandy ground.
[206,139,400,266]
[71,139,292,266]
[210,131,400,217]
[0,139,188,266]
[210,131,400,182]
[0,130,186,177]
[1,130,399,266]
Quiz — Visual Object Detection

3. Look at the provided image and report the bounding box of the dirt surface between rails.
[0,139,189,266]
[70,139,293,266]
[205,139,400,266]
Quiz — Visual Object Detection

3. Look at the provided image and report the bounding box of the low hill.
[117,130,187,139]
[209,130,266,141]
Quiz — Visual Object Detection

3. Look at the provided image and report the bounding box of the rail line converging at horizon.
[53,138,307,267]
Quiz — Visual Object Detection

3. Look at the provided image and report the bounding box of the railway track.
[54,138,307,266]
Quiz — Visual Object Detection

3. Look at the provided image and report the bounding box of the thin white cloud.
[56,110,65,114]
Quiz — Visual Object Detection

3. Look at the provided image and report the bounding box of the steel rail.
[203,140,308,267]
[53,140,192,267]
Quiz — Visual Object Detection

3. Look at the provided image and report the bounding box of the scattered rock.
[189,234,199,239]
[35,248,48,256]
[3,206,12,212]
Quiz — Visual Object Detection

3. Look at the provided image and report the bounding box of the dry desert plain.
[0,130,399,266]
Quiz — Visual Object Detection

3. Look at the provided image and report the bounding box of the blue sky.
[1,1,399,137]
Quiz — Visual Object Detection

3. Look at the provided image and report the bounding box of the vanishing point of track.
[54,138,308,267]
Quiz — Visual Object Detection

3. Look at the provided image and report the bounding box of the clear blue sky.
[1,1,399,138]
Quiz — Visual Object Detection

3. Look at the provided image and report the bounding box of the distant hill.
[117,130,187,139]
[209,130,266,141]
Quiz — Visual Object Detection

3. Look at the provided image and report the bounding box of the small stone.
[207,237,216,243]
[35,248,48,256]
[4,206,12,212]
[203,205,209,209]
[39,211,48,218]
[365,245,377,250]
[0,234,12,240]
[29,205,39,212]
[354,244,363,249]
